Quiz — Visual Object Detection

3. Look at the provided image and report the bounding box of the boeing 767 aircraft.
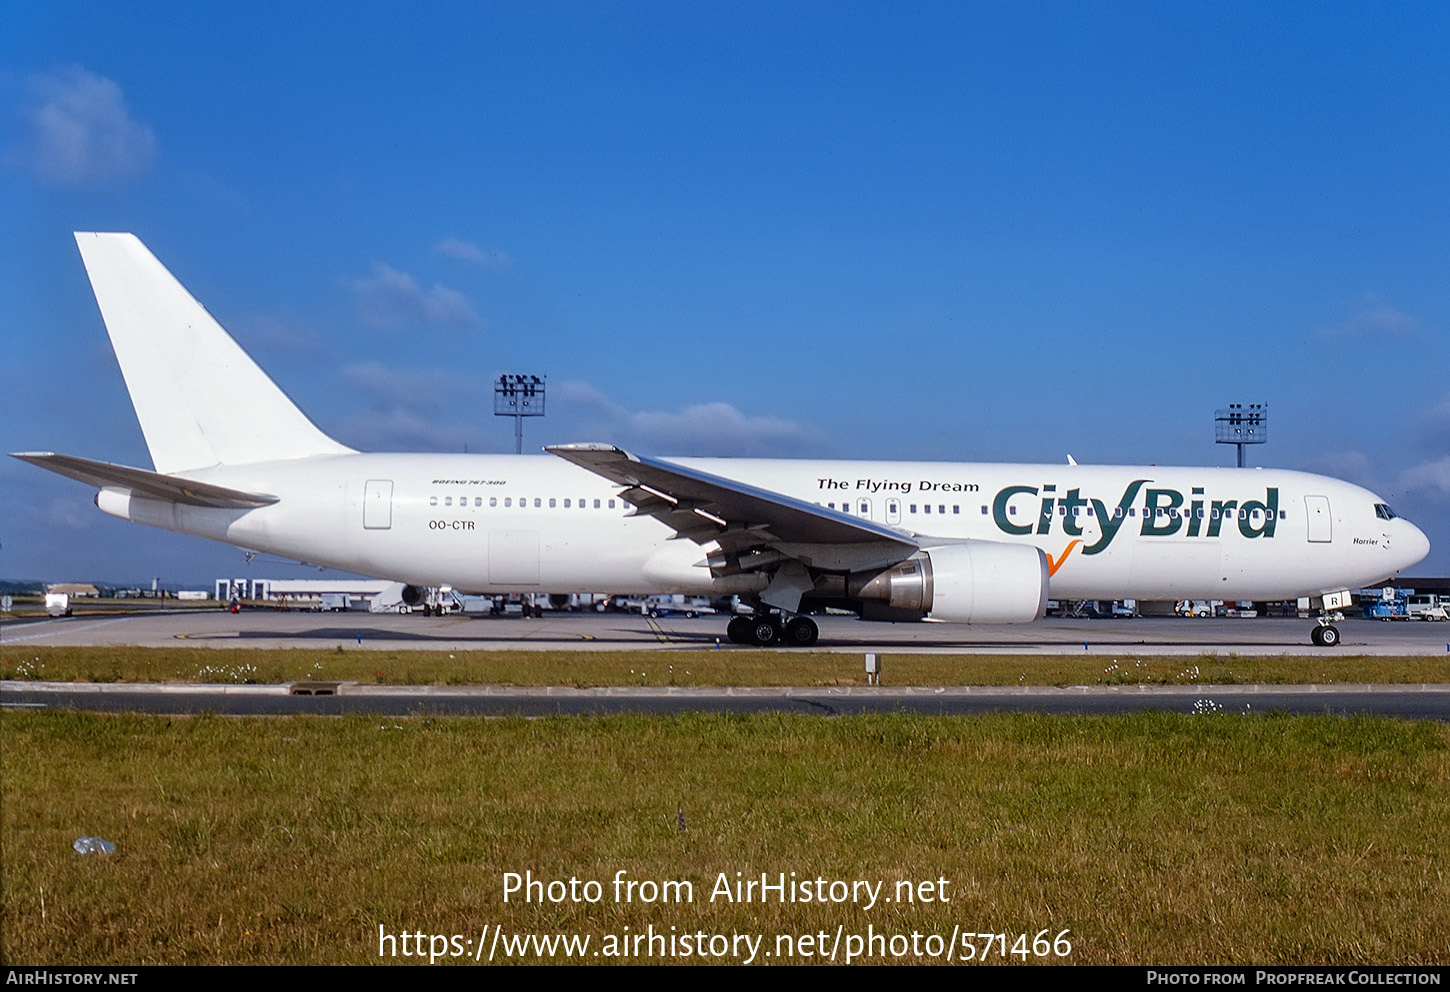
[14,234,1431,647]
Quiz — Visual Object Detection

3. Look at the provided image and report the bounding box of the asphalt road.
[5,680,1450,720]
[5,608,1450,655]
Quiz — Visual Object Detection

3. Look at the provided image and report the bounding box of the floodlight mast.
[494,374,546,454]
[1214,403,1268,468]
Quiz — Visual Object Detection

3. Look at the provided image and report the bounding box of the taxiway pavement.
[3,609,1449,655]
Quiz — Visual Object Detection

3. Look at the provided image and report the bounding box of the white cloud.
[232,313,325,357]
[40,497,97,531]
[1314,292,1419,341]
[1415,394,1450,451]
[349,263,479,331]
[337,361,481,414]
[434,238,510,268]
[556,381,827,456]
[335,408,483,454]
[333,361,486,451]
[1399,457,1450,502]
[25,66,157,184]
[1297,450,1378,490]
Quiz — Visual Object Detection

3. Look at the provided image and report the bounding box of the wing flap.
[11,452,278,508]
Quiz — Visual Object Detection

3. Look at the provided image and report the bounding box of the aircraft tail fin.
[73,232,354,473]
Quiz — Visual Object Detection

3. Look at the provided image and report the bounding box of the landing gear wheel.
[749,616,781,646]
[1313,624,1340,647]
[727,616,753,644]
[784,616,819,647]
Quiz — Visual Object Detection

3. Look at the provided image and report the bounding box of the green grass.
[3,645,1449,686]
[3,710,1447,964]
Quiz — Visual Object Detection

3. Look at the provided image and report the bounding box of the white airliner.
[14,234,1431,648]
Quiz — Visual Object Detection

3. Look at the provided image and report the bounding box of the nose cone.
[1396,519,1431,573]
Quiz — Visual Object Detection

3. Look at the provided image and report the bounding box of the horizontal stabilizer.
[10,452,278,508]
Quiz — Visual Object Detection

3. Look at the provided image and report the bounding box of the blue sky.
[3,2,1449,585]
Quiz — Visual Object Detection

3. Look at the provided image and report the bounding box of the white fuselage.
[97,453,1430,602]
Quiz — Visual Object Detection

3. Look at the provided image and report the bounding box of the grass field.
[2,709,1447,965]
[3,645,1449,686]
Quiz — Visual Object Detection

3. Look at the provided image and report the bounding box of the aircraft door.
[1304,495,1332,543]
[887,499,901,525]
[363,480,393,530]
[857,498,872,520]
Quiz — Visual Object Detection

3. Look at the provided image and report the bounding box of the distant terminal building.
[215,578,393,607]
[1380,576,1450,596]
[44,583,100,597]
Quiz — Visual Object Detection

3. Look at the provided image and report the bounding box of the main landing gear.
[726,613,819,647]
[1310,622,1341,647]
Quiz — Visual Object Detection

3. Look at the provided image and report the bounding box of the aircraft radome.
[14,233,1431,648]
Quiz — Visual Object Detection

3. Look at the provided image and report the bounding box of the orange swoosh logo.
[1047,540,1081,577]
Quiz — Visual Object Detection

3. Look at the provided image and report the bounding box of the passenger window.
[490,497,497,507]
[549,498,556,507]
[594,499,601,508]
[429,496,438,506]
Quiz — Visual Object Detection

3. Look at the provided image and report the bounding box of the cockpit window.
[1375,503,1398,520]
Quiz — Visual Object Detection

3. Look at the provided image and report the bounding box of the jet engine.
[401,584,427,607]
[849,541,1049,623]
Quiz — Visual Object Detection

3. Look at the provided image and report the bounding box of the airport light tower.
[1214,403,1267,468]
[495,374,546,454]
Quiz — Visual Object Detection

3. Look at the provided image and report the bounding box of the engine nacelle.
[401,584,426,606]
[850,542,1049,624]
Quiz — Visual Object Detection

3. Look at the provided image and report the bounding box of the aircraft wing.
[547,443,917,574]
[10,452,279,509]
